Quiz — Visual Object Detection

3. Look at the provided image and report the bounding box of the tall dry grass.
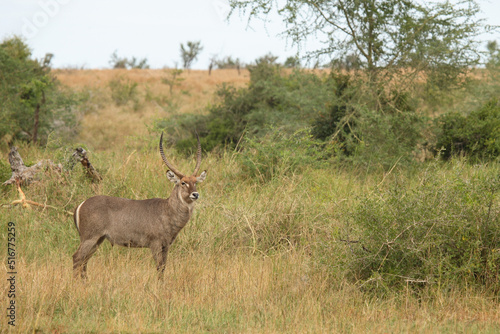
[4,251,500,333]
[1,144,499,333]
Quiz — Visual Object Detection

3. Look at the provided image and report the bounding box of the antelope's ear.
[166,170,180,184]
[196,170,207,183]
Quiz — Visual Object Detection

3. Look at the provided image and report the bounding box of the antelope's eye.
[181,182,187,186]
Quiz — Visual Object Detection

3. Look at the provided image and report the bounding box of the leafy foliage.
[435,99,500,160]
[284,56,301,68]
[486,40,500,69]
[108,77,139,107]
[345,103,424,168]
[310,72,355,145]
[157,61,340,152]
[238,128,332,181]
[157,62,426,167]
[210,55,242,69]
[311,72,424,167]
[344,160,500,293]
[161,68,184,95]
[0,36,81,145]
[109,50,149,69]
[253,53,279,65]
[180,41,203,69]
[229,0,488,101]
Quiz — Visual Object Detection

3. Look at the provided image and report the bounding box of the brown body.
[72,134,206,279]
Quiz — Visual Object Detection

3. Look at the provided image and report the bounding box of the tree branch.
[72,148,102,182]
[337,0,371,66]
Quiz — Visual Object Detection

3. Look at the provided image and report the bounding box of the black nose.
[192,192,199,199]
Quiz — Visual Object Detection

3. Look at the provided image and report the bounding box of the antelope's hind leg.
[73,236,105,279]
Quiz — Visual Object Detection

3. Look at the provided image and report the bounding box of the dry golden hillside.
[54,69,250,150]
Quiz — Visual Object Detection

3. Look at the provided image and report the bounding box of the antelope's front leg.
[150,242,169,280]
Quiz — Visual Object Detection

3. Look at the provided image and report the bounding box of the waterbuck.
[72,133,207,279]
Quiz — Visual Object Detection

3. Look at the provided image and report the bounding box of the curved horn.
[193,131,202,176]
[159,132,184,178]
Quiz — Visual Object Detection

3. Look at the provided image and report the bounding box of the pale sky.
[1,0,499,69]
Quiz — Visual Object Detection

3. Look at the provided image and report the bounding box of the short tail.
[74,201,85,233]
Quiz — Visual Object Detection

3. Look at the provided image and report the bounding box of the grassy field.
[1,69,499,333]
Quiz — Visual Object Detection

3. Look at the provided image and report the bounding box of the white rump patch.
[75,200,86,232]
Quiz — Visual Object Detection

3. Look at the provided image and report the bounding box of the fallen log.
[2,146,100,215]
[3,146,62,186]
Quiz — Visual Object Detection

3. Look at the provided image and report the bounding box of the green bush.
[109,50,149,69]
[345,107,425,168]
[283,56,301,68]
[238,128,332,182]
[108,77,139,106]
[343,160,500,293]
[310,72,355,147]
[0,36,81,145]
[0,158,11,184]
[212,56,242,69]
[156,64,425,168]
[156,62,341,152]
[311,73,424,168]
[435,99,500,160]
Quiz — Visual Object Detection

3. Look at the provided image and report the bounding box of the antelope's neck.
[168,188,195,217]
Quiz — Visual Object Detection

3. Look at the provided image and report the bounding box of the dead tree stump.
[2,147,68,212]
[3,146,62,186]
[72,148,102,182]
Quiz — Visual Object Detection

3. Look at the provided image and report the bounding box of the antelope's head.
[159,132,207,204]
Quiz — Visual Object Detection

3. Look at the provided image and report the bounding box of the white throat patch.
[178,191,194,208]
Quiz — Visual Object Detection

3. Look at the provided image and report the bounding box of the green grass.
[1,141,499,333]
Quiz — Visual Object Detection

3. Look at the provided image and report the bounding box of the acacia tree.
[229,0,488,91]
[180,41,203,69]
